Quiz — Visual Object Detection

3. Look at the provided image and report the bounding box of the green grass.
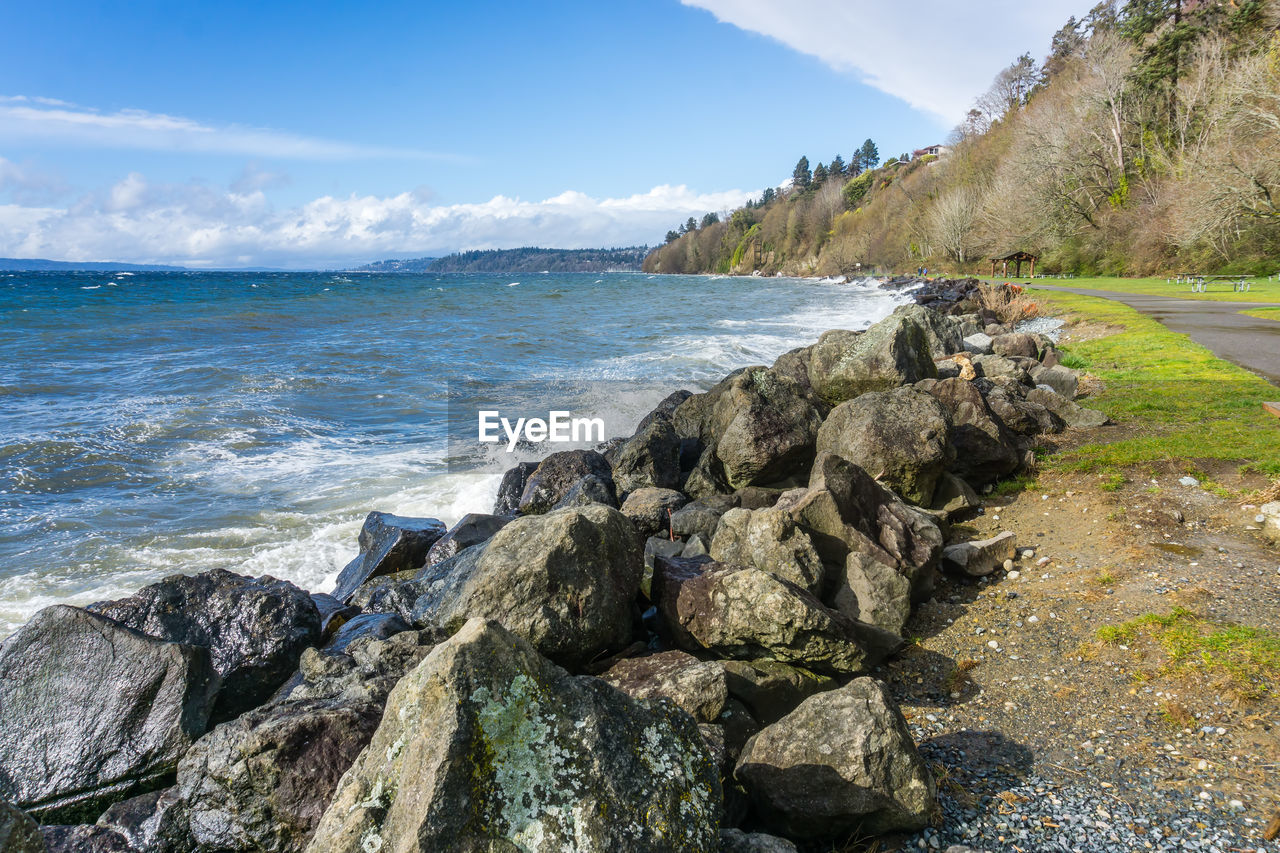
[1097,608,1280,699]
[1242,306,1280,322]
[1028,290,1280,477]
[1020,275,1280,303]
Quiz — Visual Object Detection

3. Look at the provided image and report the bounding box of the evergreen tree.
[700,212,720,229]
[685,217,699,233]
[858,139,880,170]
[813,162,829,187]
[829,155,846,179]
[792,156,812,189]
[761,186,776,205]
[665,230,680,244]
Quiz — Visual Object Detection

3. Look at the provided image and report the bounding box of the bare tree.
[928,186,984,264]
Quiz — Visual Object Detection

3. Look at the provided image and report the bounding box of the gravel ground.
[1015,317,1067,341]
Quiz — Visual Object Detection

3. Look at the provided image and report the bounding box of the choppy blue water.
[0,270,909,636]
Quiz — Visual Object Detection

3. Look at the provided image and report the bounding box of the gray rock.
[805,312,937,406]
[893,303,964,359]
[330,512,446,603]
[817,387,953,506]
[682,532,712,558]
[94,789,188,853]
[932,471,981,517]
[1029,364,1079,399]
[721,659,837,726]
[0,606,218,822]
[550,473,619,510]
[709,507,826,594]
[941,531,1017,577]
[0,801,44,852]
[411,504,642,667]
[303,619,721,853]
[611,414,683,495]
[671,494,739,540]
[917,377,1020,486]
[962,332,993,355]
[424,513,512,567]
[1025,387,1109,429]
[735,678,935,838]
[708,367,823,490]
[39,825,129,852]
[492,461,538,515]
[620,486,689,538]
[720,828,800,852]
[89,569,320,721]
[600,650,728,723]
[310,593,358,642]
[990,333,1039,359]
[518,449,617,515]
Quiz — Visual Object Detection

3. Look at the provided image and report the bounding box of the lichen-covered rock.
[735,678,935,839]
[893,304,964,359]
[0,606,218,822]
[611,414,683,495]
[621,487,689,538]
[303,619,722,853]
[0,801,44,853]
[601,650,728,723]
[816,387,953,505]
[518,449,618,515]
[709,507,825,594]
[89,569,321,721]
[917,377,1020,487]
[424,513,513,567]
[805,313,937,406]
[707,367,823,490]
[651,557,899,674]
[330,512,447,602]
[411,504,642,667]
[721,659,836,726]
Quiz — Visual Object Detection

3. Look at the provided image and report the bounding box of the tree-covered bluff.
[358,246,647,274]
[645,1,1280,278]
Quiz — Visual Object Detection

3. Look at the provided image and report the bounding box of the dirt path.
[1029,285,1280,387]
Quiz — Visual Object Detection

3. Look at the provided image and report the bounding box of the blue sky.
[0,0,1087,267]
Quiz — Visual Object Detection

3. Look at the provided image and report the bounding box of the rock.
[709,507,826,594]
[550,473,618,510]
[1029,363,1079,399]
[984,385,1062,436]
[918,377,1020,485]
[941,531,1017,577]
[492,461,538,515]
[721,659,837,726]
[0,606,218,822]
[962,332,993,355]
[518,450,617,515]
[424,513,512,567]
[805,313,937,405]
[330,512,447,603]
[635,389,694,433]
[816,387,953,506]
[620,486,689,538]
[735,678,934,838]
[1260,501,1280,544]
[651,556,899,674]
[1025,387,1109,429]
[972,354,1032,386]
[708,367,824,490]
[682,533,712,558]
[0,801,44,853]
[932,471,981,517]
[1179,475,1201,487]
[720,828,800,852]
[310,593,358,641]
[893,303,964,359]
[89,569,321,721]
[410,504,642,667]
[94,789,188,853]
[344,571,425,624]
[671,494,739,540]
[610,414,683,495]
[600,650,728,723]
[735,486,783,509]
[39,825,130,852]
[176,698,383,853]
[282,629,438,708]
[990,333,1040,359]
[323,613,412,654]
[303,619,721,853]
[683,444,731,498]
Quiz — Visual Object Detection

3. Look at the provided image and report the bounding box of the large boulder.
[917,377,1021,486]
[893,304,964,359]
[410,504,642,667]
[805,313,937,406]
[709,507,825,595]
[600,650,728,723]
[610,414,683,495]
[492,461,538,515]
[707,367,823,490]
[304,619,721,852]
[330,512,446,602]
[0,801,44,853]
[735,678,935,839]
[1026,387,1109,429]
[620,487,688,538]
[0,606,218,822]
[89,569,321,721]
[941,531,1017,577]
[518,450,618,515]
[651,556,900,674]
[424,513,513,567]
[990,332,1040,359]
[816,387,953,506]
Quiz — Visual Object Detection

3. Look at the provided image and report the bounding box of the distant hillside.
[0,257,187,272]
[355,246,648,274]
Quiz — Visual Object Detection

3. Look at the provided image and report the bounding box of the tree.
[843,172,874,208]
[792,156,812,189]
[927,186,984,264]
[701,212,720,229]
[829,155,846,179]
[858,139,880,170]
[685,217,699,234]
[665,230,680,244]
[813,162,829,187]
[761,186,777,205]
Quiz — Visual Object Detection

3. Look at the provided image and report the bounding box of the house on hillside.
[912,144,950,160]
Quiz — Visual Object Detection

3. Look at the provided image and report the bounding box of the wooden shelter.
[990,251,1038,278]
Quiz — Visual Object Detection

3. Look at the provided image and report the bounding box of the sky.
[0,0,1088,269]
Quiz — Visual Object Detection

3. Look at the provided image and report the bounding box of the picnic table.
[1169,273,1252,293]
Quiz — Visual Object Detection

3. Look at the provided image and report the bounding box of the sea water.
[0,270,910,636]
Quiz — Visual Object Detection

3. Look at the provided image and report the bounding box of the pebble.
[1021,550,1034,559]
[1036,556,1050,567]
[1007,570,1021,580]
[1002,559,1014,571]
[1179,476,1200,487]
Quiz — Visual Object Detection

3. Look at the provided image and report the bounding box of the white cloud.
[0,173,752,268]
[682,0,1086,123]
[0,96,454,160]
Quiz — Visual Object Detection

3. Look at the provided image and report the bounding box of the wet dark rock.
[610,414,683,495]
[492,461,538,515]
[40,825,130,852]
[310,593,358,642]
[94,788,188,853]
[518,449,617,515]
[423,513,512,567]
[0,801,44,852]
[330,512,446,603]
[0,606,218,823]
[90,569,320,721]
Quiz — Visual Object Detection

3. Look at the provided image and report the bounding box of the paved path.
[1029,285,1280,387]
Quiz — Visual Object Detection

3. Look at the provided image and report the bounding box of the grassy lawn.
[1017,275,1280,303]
[1026,290,1280,478]
[1242,306,1280,322]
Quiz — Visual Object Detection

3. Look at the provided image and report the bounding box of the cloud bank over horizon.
[681,0,1086,123]
[0,166,752,268]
